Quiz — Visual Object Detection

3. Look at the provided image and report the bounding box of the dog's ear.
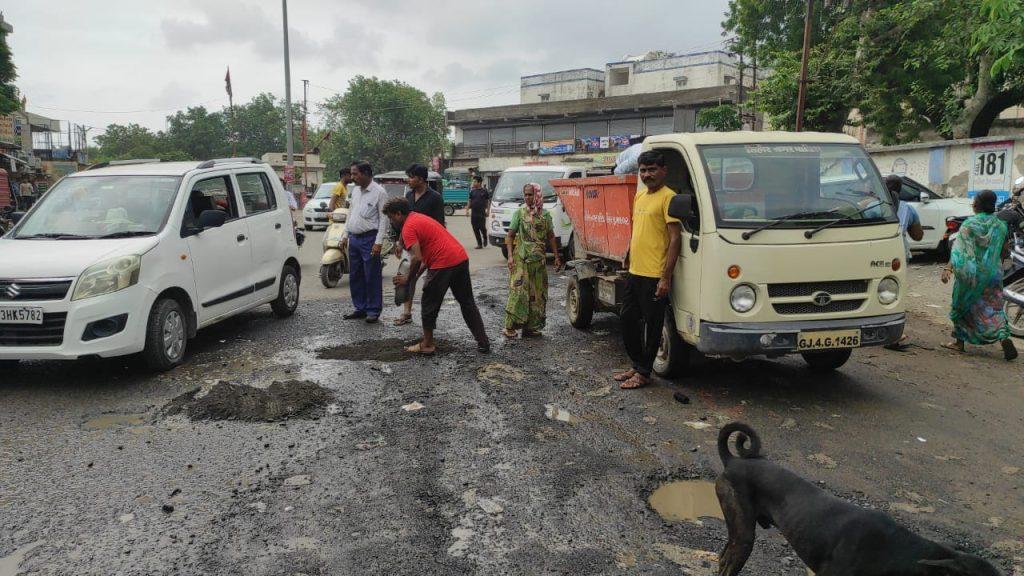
[918,556,1002,576]
[919,558,965,574]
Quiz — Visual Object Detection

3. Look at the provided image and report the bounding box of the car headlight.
[72,255,141,301]
[878,277,899,305]
[730,284,757,313]
[331,212,347,223]
[491,219,500,231]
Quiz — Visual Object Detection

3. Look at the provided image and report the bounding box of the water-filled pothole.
[82,413,148,431]
[163,380,332,422]
[649,480,724,523]
[317,338,450,362]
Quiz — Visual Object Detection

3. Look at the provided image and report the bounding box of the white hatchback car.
[302,181,339,231]
[0,158,301,371]
[885,175,973,254]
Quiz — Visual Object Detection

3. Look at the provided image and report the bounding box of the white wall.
[521,79,605,104]
[605,52,753,97]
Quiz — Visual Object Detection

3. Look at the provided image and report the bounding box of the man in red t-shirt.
[384,197,490,355]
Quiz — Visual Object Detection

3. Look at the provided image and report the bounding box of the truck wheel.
[566,275,595,329]
[272,264,300,318]
[143,298,187,372]
[654,307,690,378]
[801,349,852,373]
[1003,278,1024,337]
[320,262,342,288]
[444,205,455,217]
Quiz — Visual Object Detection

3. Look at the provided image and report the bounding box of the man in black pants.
[615,150,682,390]
[385,198,490,355]
[466,175,491,248]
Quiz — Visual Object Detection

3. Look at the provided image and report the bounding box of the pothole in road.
[162,380,333,422]
[317,338,450,362]
[648,480,724,523]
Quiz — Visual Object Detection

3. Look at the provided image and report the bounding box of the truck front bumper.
[695,313,905,358]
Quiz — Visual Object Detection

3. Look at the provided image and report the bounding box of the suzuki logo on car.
[4,283,20,299]
[811,291,832,307]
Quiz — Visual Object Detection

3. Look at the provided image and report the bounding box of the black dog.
[715,422,1003,576]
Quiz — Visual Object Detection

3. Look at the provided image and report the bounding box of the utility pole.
[302,79,309,194]
[795,0,814,132]
[282,0,294,188]
[738,49,745,129]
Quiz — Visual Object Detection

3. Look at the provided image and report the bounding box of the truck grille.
[0,280,73,301]
[0,312,68,346]
[773,300,865,315]
[767,280,869,298]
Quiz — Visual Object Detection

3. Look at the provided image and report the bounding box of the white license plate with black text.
[0,307,44,325]
[796,329,860,351]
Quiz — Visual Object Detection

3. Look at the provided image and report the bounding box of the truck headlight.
[730,284,756,313]
[878,277,899,305]
[72,255,141,301]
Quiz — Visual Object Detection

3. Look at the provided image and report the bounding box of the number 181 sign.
[968,141,1014,203]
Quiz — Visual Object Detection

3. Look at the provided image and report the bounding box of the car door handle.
[275,223,282,229]
[237,234,247,242]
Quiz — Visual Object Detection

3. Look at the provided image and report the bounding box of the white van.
[0,158,301,371]
[487,165,586,259]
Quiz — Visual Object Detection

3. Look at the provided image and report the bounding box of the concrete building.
[605,51,755,98]
[520,68,606,104]
[261,152,326,190]
[448,85,738,179]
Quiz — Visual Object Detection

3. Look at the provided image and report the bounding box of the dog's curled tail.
[718,422,762,464]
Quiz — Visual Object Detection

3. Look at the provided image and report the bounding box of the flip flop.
[502,329,518,338]
[884,338,912,352]
[523,330,543,338]
[393,314,413,326]
[612,369,637,382]
[406,342,436,356]
[620,374,650,390]
[940,342,964,353]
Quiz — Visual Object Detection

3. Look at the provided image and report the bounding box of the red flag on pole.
[224,67,233,98]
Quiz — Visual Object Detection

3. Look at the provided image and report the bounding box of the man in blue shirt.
[884,175,923,351]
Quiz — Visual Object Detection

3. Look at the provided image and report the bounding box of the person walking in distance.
[882,175,924,351]
[385,198,491,355]
[467,175,491,249]
[393,164,446,326]
[615,150,682,390]
[344,161,388,323]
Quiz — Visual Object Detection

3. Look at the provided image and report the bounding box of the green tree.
[92,123,170,162]
[319,76,447,176]
[0,26,18,114]
[228,93,287,158]
[164,106,230,160]
[697,104,743,131]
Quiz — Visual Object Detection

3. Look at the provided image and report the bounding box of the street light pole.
[795,0,814,132]
[282,0,294,184]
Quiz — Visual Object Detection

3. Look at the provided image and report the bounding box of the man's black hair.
[352,161,373,178]
[405,163,429,180]
[472,175,483,183]
[885,175,902,194]
[975,189,998,214]
[638,150,666,167]
[383,197,411,216]
[339,168,351,178]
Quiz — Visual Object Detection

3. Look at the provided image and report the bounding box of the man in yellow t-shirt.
[328,168,353,213]
[616,149,682,390]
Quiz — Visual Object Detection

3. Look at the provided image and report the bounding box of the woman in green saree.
[503,183,562,338]
[941,189,1018,360]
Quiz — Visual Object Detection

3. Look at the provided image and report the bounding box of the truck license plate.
[0,306,44,325]
[796,329,860,351]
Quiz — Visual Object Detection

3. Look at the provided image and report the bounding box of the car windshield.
[313,183,335,199]
[14,175,182,239]
[698,144,897,227]
[492,171,560,203]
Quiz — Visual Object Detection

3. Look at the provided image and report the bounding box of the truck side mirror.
[668,193,693,220]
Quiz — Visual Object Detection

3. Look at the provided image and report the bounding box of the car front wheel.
[272,264,300,317]
[143,298,187,372]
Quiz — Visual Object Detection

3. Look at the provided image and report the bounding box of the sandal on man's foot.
[612,369,637,382]
[884,335,912,352]
[406,342,436,356]
[941,341,964,353]
[523,330,543,338]
[393,314,413,326]
[1002,339,1018,361]
[620,374,650,390]
[502,328,519,338]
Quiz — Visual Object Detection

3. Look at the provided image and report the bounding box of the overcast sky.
[5,1,730,136]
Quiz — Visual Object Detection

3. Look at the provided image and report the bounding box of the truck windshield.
[698,144,897,228]
[14,175,182,239]
[493,171,559,203]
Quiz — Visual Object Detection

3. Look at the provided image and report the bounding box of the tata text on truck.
[554,132,906,374]
[487,165,585,260]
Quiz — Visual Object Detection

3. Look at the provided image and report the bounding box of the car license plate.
[0,306,44,325]
[797,329,860,351]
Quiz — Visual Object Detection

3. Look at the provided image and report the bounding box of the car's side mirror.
[668,193,693,220]
[919,192,931,204]
[198,209,228,229]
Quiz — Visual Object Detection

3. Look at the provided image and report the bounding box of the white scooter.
[320,207,349,288]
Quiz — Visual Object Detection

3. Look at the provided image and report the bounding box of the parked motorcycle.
[1001,206,1024,337]
[320,207,350,288]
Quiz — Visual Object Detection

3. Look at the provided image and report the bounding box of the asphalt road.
[1,244,1022,575]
